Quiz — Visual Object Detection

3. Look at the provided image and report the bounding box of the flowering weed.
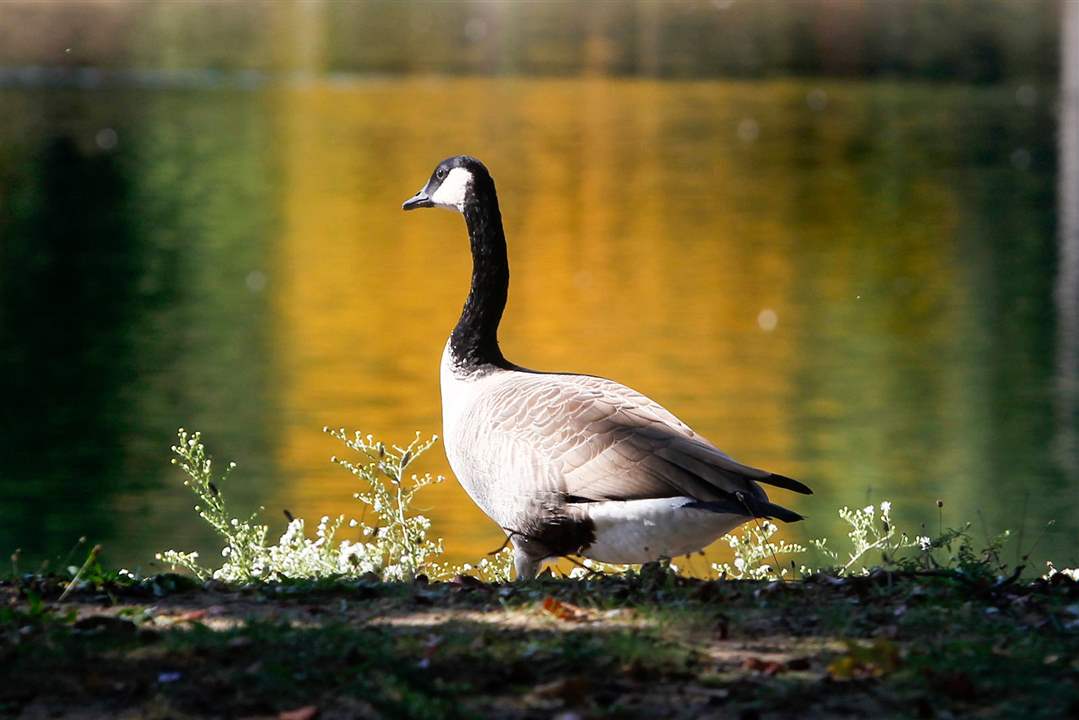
[157,428,448,583]
[157,429,1044,584]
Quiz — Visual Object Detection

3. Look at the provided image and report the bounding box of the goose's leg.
[513,544,541,580]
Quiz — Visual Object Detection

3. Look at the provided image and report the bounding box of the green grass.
[2,569,1077,719]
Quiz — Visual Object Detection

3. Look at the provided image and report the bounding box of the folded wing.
[474,373,810,520]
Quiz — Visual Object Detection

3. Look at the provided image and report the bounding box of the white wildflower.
[158,427,446,583]
[1044,562,1079,581]
[814,500,915,576]
[712,520,805,581]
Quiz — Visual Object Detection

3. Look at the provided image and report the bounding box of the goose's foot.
[505,502,595,580]
[512,545,542,580]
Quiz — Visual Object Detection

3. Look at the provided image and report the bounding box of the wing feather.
[463,372,809,513]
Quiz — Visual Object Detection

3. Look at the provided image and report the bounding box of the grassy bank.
[3,569,1078,719]
[5,430,1076,718]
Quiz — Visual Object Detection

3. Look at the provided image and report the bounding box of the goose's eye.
[436,168,447,180]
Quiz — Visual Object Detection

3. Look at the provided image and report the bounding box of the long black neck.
[450,181,511,371]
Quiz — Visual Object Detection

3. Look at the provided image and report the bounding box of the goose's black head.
[402,155,494,213]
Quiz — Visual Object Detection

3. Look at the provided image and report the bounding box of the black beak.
[402,190,433,211]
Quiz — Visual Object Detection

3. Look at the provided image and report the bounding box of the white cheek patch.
[430,167,472,211]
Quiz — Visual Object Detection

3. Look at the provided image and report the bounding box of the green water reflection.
[0,78,1073,573]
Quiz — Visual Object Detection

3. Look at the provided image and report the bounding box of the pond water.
[0,77,1074,573]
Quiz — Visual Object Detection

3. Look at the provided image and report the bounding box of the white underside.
[581,497,747,564]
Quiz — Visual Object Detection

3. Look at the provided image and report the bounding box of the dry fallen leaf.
[279,705,319,720]
[167,609,208,623]
[742,657,786,676]
[542,596,589,622]
[827,639,900,680]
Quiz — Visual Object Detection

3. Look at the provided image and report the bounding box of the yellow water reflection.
[271,80,868,566]
[262,78,1071,571]
[0,75,1069,572]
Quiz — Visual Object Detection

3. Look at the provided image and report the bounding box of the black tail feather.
[685,498,805,523]
[757,500,805,523]
[757,473,813,495]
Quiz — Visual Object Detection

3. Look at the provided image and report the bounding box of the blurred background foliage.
[0,0,1060,81]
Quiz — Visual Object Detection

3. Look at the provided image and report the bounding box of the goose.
[402,155,811,579]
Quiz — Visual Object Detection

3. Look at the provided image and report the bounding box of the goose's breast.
[439,347,529,522]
